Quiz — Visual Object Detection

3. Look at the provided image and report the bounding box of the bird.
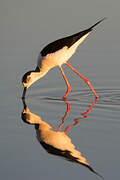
[22,18,106,99]
[21,99,103,178]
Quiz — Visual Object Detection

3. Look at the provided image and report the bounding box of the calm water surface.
[1,1,120,180]
[1,64,120,180]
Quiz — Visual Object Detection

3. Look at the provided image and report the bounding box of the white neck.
[30,70,48,86]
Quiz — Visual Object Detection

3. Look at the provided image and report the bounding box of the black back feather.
[41,18,106,56]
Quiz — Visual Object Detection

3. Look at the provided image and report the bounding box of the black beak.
[22,87,27,99]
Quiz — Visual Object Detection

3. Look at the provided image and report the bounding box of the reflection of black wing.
[41,18,106,56]
[39,141,103,178]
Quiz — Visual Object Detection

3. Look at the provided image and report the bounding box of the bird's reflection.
[21,98,102,178]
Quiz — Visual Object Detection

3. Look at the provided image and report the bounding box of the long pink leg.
[59,66,71,99]
[65,62,98,98]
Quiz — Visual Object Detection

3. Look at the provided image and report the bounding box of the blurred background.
[0,0,120,180]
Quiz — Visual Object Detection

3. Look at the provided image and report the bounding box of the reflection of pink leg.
[65,62,98,98]
[81,105,92,118]
[64,97,98,133]
[82,97,97,118]
[64,118,79,133]
[58,100,70,132]
[59,66,71,99]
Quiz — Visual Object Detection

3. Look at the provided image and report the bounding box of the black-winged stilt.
[22,18,106,99]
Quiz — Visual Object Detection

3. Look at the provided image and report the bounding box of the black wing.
[41,18,106,56]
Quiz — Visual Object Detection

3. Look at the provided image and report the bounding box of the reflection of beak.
[22,87,27,99]
[22,97,27,109]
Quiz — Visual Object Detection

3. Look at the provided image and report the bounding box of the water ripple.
[30,87,120,108]
[97,88,120,106]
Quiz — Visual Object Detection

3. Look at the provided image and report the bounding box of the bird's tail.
[90,17,106,30]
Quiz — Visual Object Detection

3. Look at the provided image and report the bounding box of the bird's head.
[22,71,34,87]
[22,70,36,98]
[21,66,44,99]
